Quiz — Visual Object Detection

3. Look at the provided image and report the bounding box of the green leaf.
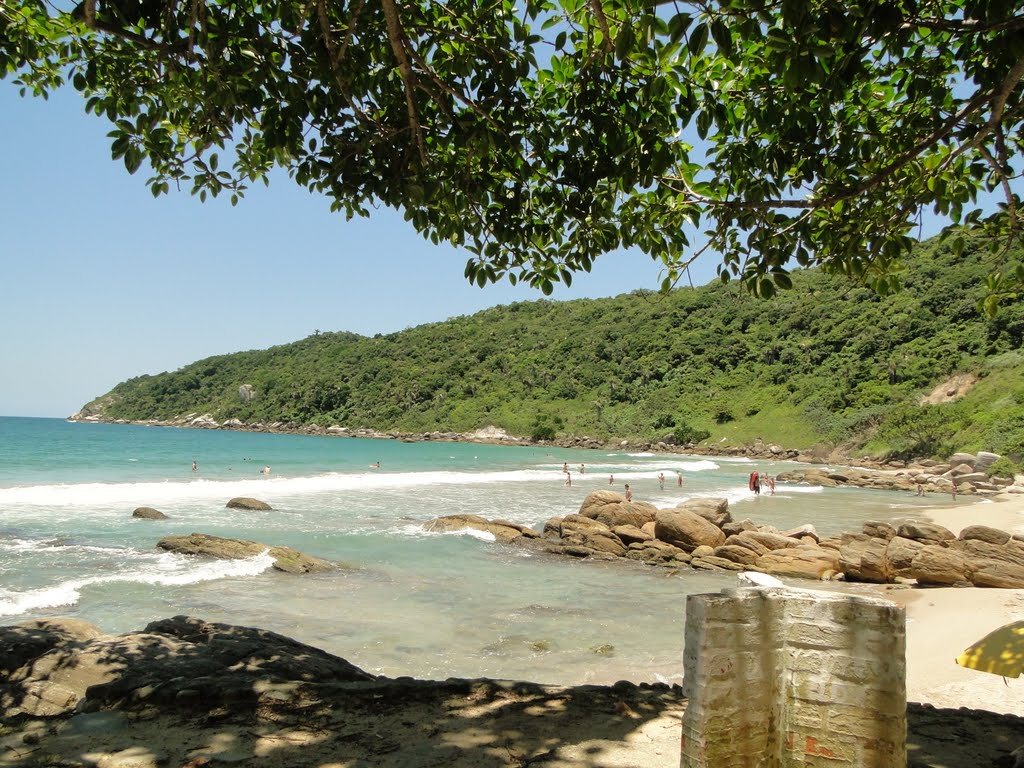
[687,23,708,57]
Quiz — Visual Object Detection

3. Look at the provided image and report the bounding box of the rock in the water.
[577,491,657,528]
[132,507,168,520]
[423,514,537,543]
[226,497,273,511]
[677,497,732,528]
[156,533,337,573]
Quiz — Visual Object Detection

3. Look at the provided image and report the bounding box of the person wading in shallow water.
[624,484,633,502]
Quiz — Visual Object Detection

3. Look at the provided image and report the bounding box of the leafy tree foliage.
[82,232,1024,458]
[3,0,1023,302]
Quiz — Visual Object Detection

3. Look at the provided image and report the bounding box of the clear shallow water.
[0,416,970,685]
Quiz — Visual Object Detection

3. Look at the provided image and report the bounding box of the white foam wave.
[0,551,274,617]
[777,484,824,495]
[395,523,497,543]
[0,469,601,507]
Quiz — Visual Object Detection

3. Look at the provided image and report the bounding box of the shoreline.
[892,492,1024,716]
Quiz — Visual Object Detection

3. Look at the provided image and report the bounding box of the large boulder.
[959,525,1012,546]
[884,537,926,579]
[577,491,657,528]
[909,547,970,585]
[156,533,338,574]
[542,515,627,557]
[226,497,273,511]
[947,452,979,469]
[975,451,1001,469]
[756,546,840,580]
[896,521,956,545]
[970,561,1024,588]
[678,498,732,528]
[740,530,802,551]
[654,508,726,551]
[612,524,652,545]
[949,538,1024,568]
[838,534,890,583]
[724,533,771,557]
[712,544,762,567]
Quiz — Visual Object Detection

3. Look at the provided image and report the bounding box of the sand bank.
[890,492,1024,716]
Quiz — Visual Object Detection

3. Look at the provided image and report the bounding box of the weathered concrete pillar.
[681,585,905,768]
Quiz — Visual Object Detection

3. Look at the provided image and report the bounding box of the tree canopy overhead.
[3,0,1023,304]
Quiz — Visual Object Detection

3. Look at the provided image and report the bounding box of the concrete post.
[681,585,906,768]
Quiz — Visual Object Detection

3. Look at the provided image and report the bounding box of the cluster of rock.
[424,490,1024,588]
[778,450,1019,497]
[132,496,273,521]
[840,521,1024,588]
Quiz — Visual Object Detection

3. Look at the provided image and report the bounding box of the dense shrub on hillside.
[87,232,1024,457]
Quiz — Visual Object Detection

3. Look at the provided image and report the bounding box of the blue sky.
[2,84,714,418]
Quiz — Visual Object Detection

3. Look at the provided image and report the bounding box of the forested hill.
[79,233,1024,462]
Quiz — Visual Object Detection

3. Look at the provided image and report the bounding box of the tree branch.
[379,0,428,165]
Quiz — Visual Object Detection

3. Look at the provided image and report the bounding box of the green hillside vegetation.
[84,233,1024,464]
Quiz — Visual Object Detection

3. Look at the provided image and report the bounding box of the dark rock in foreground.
[0,616,375,719]
[157,532,339,573]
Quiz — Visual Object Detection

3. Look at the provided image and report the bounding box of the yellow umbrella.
[956,620,1024,679]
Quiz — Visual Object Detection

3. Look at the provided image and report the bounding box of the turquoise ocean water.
[0,416,967,685]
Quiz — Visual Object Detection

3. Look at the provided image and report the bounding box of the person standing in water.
[624,484,633,502]
[677,471,683,487]
[659,472,665,490]
[192,460,197,472]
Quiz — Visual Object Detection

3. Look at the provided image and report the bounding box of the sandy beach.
[894,491,1024,717]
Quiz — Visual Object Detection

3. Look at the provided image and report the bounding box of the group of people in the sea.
[748,470,775,495]
[560,462,683,499]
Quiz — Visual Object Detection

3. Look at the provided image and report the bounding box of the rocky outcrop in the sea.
[226,497,274,510]
[422,514,541,543]
[132,506,168,520]
[0,616,375,719]
[425,492,1024,588]
[156,533,340,574]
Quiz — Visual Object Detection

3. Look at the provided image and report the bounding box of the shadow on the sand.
[1,616,683,767]
[907,702,1024,768]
